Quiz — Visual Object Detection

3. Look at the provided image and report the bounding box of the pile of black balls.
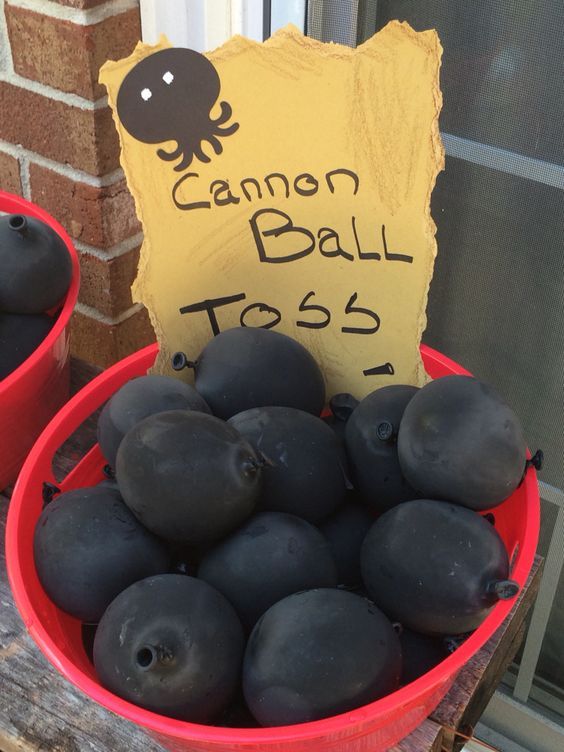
[34,325,530,728]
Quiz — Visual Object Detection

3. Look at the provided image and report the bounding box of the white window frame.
[140,1,306,52]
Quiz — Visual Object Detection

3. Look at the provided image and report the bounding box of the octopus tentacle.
[215,121,239,137]
[193,142,212,164]
[173,148,195,172]
[157,143,183,162]
[212,101,234,126]
[207,134,223,155]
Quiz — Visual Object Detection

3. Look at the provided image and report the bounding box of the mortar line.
[0,139,124,187]
[74,232,143,261]
[6,0,139,26]
[75,300,143,325]
[0,69,108,109]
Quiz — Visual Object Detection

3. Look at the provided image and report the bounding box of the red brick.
[0,82,119,175]
[70,306,155,368]
[6,5,141,100]
[0,151,22,195]
[78,246,141,318]
[29,163,141,248]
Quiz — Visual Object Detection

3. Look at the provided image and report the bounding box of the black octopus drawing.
[116,48,239,172]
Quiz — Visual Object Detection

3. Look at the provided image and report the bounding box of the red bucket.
[0,191,80,490]
[6,343,540,752]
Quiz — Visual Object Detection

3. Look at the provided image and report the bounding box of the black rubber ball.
[184,327,326,419]
[345,385,419,512]
[243,588,402,726]
[398,628,449,686]
[397,376,527,510]
[116,410,261,544]
[82,623,97,665]
[322,393,359,442]
[93,575,244,722]
[0,312,55,379]
[97,374,211,468]
[361,499,518,635]
[228,406,348,522]
[198,511,338,629]
[0,214,72,313]
[215,691,258,728]
[33,486,170,623]
[320,501,374,586]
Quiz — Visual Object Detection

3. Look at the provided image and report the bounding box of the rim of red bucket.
[5,343,541,745]
[0,190,80,395]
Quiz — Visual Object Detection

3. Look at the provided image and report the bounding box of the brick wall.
[0,0,155,367]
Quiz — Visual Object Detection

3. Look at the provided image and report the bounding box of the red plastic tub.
[6,343,540,752]
[0,191,80,490]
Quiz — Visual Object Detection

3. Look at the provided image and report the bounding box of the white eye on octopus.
[116,48,239,171]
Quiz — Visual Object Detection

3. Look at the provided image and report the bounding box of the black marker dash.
[363,362,395,376]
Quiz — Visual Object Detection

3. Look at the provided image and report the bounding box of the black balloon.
[345,385,419,512]
[398,627,449,686]
[398,376,527,510]
[361,499,518,635]
[93,575,244,722]
[167,541,203,577]
[82,622,97,665]
[320,501,374,586]
[198,511,338,629]
[97,374,211,468]
[322,393,359,442]
[0,312,55,379]
[176,326,326,419]
[96,478,120,491]
[33,486,170,623]
[243,588,402,726]
[228,406,348,523]
[116,410,261,544]
[0,214,72,314]
[214,690,258,728]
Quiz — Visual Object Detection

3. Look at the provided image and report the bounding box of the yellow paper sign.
[100,22,443,398]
